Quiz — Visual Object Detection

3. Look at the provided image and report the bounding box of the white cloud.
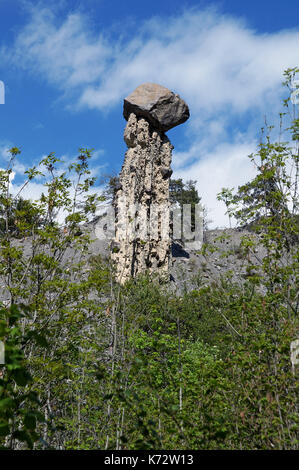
[3,6,111,94]
[78,12,299,117]
[4,6,298,114]
[2,4,299,227]
[173,139,258,228]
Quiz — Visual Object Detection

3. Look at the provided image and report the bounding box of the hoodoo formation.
[111,83,190,283]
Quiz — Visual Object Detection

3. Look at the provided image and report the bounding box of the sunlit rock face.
[112,84,190,284]
[123,83,190,132]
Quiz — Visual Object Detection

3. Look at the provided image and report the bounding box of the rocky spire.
[111,83,189,284]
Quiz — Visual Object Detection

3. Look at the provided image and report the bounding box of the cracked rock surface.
[123,83,190,132]
[111,113,174,283]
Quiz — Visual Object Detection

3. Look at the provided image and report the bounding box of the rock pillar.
[111,83,189,283]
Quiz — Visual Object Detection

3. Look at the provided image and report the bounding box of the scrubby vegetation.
[0,71,298,450]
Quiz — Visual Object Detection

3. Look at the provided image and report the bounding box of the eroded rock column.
[111,83,189,283]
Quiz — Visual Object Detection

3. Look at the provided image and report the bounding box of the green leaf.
[13,368,32,386]
[0,423,10,437]
[24,413,37,431]
[0,398,15,410]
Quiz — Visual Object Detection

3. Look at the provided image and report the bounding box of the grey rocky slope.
[85,221,297,294]
[1,219,296,301]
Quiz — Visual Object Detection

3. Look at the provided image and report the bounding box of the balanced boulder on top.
[123,83,190,132]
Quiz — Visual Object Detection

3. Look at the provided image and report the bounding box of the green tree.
[0,146,106,449]
[170,179,201,237]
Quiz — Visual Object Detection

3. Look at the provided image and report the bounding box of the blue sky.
[0,0,299,227]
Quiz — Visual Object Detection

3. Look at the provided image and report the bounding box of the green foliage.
[170,179,201,235]
[0,69,298,450]
[0,197,43,237]
[0,304,46,449]
[170,179,201,208]
[0,146,105,449]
